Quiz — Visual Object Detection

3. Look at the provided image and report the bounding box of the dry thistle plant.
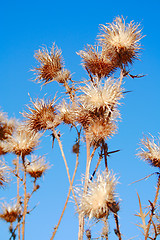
[2,16,158,240]
[77,171,119,219]
[136,136,160,239]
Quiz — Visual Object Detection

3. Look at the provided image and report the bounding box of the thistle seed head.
[0,202,21,223]
[138,135,160,168]
[0,110,17,155]
[33,43,70,85]
[99,17,142,65]
[79,78,123,113]
[2,123,41,157]
[86,119,117,146]
[26,155,50,179]
[77,171,119,219]
[78,45,116,79]
[56,100,76,125]
[23,97,58,132]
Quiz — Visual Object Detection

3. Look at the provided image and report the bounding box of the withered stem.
[52,128,78,208]
[114,213,122,240]
[50,151,79,240]
[22,155,27,240]
[16,155,21,240]
[78,132,91,240]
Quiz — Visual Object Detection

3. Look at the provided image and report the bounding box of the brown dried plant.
[0,202,21,223]
[99,16,142,66]
[26,154,50,179]
[138,135,160,168]
[0,16,147,240]
[2,124,41,157]
[78,45,117,79]
[33,43,71,85]
[23,97,58,132]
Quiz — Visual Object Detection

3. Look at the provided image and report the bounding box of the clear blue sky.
[1,0,160,239]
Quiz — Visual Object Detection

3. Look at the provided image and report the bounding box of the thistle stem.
[16,155,21,240]
[22,155,27,240]
[78,132,91,240]
[50,152,79,240]
[114,214,122,240]
[52,128,78,208]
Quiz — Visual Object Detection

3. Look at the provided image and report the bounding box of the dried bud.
[85,229,91,240]
[72,142,80,154]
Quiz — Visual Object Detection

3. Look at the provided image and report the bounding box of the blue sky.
[0,0,160,239]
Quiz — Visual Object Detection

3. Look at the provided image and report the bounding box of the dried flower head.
[0,111,16,141]
[33,43,70,84]
[138,135,160,168]
[77,171,119,219]
[0,160,9,187]
[86,119,117,146]
[0,202,21,223]
[2,124,41,157]
[78,45,116,78]
[0,111,18,155]
[85,229,91,240]
[23,97,58,132]
[26,155,50,179]
[99,17,142,65]
[56,100,76,125]
[79,78,123,113]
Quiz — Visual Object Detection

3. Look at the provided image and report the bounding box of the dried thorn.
[123,90,133,94]
[129,73,146,79]
[148,200,155,215]
[107,149,120,156]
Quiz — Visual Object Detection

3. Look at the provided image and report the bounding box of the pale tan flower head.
[56,100,77,125]
[0,111,18,155]
[33,43,70,85]
[23,97,58,132]
[78,45,116,78]
[99,17,142,65]
[79,78,123,113]
[0,110,17,140]
[0,160,9,187]
[77,171,119,219]
[86,119,117,146]
[26,155,50,179]
[2,124,41,157]
[0,202,21,223]
[138,135,160,168]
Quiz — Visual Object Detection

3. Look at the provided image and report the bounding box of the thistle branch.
[50,150,79,240]
[51,128,78,208]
